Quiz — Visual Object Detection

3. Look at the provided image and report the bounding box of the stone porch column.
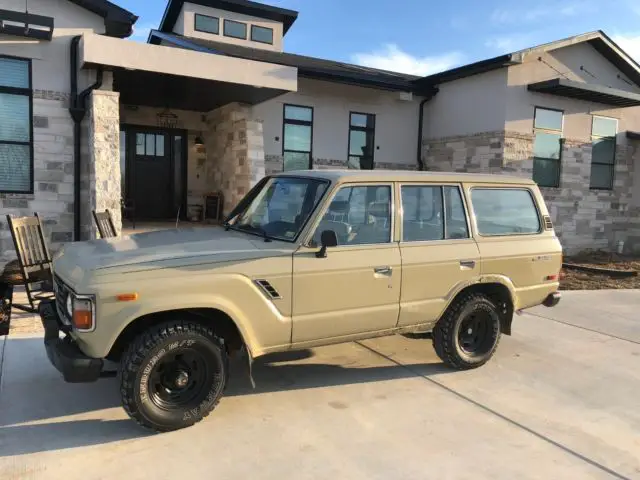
[82,89,122,239]
[205,103,266,216]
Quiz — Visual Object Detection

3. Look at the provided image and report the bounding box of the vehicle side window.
[444,186,469,239]
[313,185,392,245]
[401,186,443,241]
[471,188,541,235]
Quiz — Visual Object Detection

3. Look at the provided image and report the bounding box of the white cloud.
[612,33,640,63]
[351,44,464,76]
[130,23,155,42]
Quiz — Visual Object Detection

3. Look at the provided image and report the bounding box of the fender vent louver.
[255,279,281,300]
[543,215,554,230]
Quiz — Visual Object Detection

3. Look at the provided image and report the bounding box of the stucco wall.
[177,2,284,52]
[252,78,422,173]
[0,0,111,268]
[422,68,508,139]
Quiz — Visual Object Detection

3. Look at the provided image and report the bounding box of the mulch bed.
[561,251,640,290]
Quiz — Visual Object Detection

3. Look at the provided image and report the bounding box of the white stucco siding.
[0,0,106,93]
[177,2,284,52]
[422,68,509,139]
[506,44,640,141]
[252,78,422,168]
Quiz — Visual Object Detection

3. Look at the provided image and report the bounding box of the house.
[0,0,639,268]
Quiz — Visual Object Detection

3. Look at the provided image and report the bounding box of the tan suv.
[38,170,562,432]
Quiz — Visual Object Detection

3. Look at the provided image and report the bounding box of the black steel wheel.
[119,320,228,432]
[433,293,501,370]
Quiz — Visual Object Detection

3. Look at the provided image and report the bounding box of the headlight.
[67,293,95,331]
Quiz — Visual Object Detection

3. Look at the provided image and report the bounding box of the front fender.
[73,274,291,359]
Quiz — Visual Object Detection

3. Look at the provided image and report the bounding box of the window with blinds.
[0,56,32,193]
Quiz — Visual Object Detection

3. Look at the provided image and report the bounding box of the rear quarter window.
[471,188,541,236]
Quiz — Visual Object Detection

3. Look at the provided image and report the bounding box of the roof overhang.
[626,131,640,141]
[80,34,297,111]
[527,78,640,107]
[68,0,138,38]
[159,0,298,35]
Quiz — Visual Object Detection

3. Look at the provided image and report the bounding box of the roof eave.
[413,53,518,88]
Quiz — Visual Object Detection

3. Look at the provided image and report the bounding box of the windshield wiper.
[234,224,272,243]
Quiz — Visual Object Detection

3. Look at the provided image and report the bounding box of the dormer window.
[194,13,219,35]
[251,25,273,45]
[223,19,247,39]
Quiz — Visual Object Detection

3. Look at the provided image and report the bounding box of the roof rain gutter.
[416,87,439,171]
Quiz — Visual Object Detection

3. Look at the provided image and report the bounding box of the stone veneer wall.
[423,131,639,254]
[81,90,122,240]
[0,90,76,269]
[205,103,266,216]
[265,155,416,175]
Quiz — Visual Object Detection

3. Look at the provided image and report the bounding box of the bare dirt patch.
[561,251,640,290]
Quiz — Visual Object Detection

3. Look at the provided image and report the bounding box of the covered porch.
[78,33,297,237]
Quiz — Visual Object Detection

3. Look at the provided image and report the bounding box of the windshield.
[227,176,329,242]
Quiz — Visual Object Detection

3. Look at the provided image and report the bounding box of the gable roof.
[149,30,430,93]
[159,0,298,35]
[414,30,640,89]
[68,0,138,37]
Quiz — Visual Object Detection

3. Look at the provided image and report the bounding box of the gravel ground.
[561,251,640,291]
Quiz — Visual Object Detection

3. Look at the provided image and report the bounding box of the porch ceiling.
[113,69,290,112]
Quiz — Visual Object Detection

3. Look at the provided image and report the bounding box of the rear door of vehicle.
[397,182,481,328]
[465,183,561,309]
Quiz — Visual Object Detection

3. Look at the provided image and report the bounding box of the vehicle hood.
[53,227,292,284]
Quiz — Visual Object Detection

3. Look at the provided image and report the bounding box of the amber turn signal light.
[116,293,139,302]
[73,310,93,330]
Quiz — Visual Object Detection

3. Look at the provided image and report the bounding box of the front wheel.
[119,320,228,432]
[432,293,501,370]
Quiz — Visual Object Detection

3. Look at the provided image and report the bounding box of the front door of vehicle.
[291,184,401,344]
[397,184,481,328]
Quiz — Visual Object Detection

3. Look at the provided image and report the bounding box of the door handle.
[374,266,393,276]
[460,260,476,269]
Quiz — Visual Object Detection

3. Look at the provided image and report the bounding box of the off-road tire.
[119,320,228,432]
[432,293,501,370]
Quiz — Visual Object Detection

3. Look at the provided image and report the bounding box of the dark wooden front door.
[121,127,187,221]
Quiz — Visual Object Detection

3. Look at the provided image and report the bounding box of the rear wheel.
[119,320,228,432]
[433,293,501,370]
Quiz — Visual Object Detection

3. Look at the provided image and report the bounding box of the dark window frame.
[0,54,33,194]
[532,106,564,188]
[223,19,247,39]
[282,103,314,171]
[589,115,617,191]
[470,187,543,237]
[348,111,376,170]
[194,13,220,35]
[250,24,274,44]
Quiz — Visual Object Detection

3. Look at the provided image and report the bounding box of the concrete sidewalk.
[0,291,639,479]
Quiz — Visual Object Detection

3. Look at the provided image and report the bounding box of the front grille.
[54,275,71,323]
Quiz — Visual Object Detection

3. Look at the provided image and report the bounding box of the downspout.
[69,35,103,241]
[416,87,439,171]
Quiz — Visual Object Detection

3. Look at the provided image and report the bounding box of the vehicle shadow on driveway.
[0,337,447,456]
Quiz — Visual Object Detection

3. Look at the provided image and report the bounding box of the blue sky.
[118,0,640,76]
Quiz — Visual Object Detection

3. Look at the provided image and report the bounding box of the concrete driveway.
[0,290,639,480]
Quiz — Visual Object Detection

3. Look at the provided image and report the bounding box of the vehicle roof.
[272,169,536,185]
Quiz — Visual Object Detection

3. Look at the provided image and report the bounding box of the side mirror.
[315,230,338,258]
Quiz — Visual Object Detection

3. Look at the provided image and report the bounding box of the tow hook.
[543,291,561,307]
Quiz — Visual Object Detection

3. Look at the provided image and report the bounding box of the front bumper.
[39,300,103,383]
[542,291,561,308]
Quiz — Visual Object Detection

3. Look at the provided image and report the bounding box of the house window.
[590,116,617,190]
[251,25,273,44]
[348,112,375,170]
[136,133,166,157]
[224,19,247,39]
[0,56,32,194]
[532,107,563,188]
[283,104,313,171]
[194,14,219,34]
